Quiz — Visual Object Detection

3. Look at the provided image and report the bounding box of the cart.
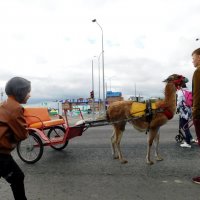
[17,107,110,164]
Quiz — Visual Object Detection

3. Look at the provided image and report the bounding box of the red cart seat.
[24,107,65,129]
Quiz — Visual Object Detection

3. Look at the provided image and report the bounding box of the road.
[1,114,200,200]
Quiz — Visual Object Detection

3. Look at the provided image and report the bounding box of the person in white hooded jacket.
[177,82,194,148]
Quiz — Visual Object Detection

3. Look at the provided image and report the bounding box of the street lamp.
[92,19,106,113]
[91,56,96,119]
[98,51,103,114]
[106,76,116,91]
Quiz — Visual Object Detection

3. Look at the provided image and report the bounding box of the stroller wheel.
[175,134,183,143]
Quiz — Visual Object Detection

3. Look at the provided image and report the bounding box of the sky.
[0,0,200,103]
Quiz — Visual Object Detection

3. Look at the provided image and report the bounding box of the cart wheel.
[175,134,183,143]
[47,126,69,151]
[17,131,43,164]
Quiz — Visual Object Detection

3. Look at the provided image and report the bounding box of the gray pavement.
[1,114,200,200]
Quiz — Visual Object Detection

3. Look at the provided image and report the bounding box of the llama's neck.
[163,83,177,113]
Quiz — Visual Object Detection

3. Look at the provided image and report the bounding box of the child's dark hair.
[5,77,31,103]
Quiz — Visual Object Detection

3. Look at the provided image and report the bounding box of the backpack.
[183,90,193,107]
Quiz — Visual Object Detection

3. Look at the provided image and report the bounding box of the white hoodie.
[177,88,192,120]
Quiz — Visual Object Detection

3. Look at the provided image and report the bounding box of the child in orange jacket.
[0,77,31,200]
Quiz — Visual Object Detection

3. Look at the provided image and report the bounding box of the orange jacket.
[0,96,28,154]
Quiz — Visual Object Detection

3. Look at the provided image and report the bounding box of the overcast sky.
[0,0,200,102]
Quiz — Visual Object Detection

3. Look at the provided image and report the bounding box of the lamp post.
[106,76,115,91]
[92,19,106,113]
[91,57,96,119]
[98,51,103,114]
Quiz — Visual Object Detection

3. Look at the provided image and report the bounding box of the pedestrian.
[177,82,194,148]
[191,48,200,184]
[0,77,31,199]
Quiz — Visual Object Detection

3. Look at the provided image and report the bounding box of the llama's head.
[163,74,188,88]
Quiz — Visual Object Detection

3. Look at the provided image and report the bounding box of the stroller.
[175,116,194,143]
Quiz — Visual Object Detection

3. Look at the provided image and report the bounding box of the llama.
[106,74,186,165]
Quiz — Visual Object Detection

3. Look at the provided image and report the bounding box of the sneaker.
[192,176,200,184]
[192,139,200,145]
[195,139,199,143]
[180,142,191,148]
[191,139,196,143]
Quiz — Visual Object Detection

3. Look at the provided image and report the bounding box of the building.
[106,91,123,105]
[128,95,144,102]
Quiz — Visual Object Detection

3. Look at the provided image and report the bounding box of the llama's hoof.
[156,156,163,161]
[120,159,128,164]
[146,160,154,165]
[113,155,119,159]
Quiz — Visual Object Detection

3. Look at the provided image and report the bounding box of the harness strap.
[145,105,173,134]
[157,106,173,120]
[163,109,173,119]
[107,102,173,134]
[145,100,153,134]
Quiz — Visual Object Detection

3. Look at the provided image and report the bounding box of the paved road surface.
[1,115,200,200]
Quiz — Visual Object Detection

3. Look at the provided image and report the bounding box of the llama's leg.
[111,129,118,159]
[146,128,158,165]
[154,129,163,161]
[115,129,128,164]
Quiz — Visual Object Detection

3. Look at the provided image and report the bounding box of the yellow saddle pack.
[130,102,157,117]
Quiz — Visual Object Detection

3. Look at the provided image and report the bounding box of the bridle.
[169,75,185,90]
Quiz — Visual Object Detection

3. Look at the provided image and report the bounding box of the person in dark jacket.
[0,77,31,200]
[191,48,200,185]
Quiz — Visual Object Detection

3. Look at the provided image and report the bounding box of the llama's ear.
[163,78,169,82]
[163,74,176,82]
